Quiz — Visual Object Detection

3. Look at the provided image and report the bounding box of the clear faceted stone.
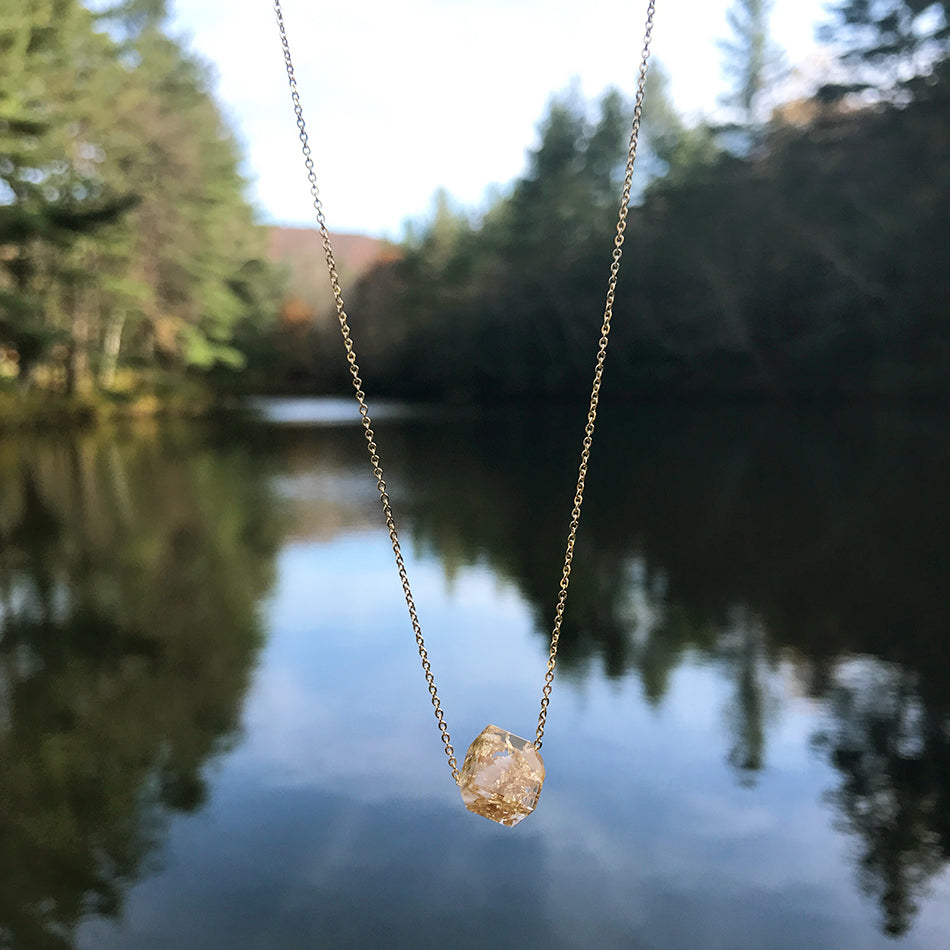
[458,724,545,827]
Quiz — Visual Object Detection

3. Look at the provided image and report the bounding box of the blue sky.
[169,0,831,237]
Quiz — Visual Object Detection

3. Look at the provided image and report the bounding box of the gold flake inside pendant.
[458,724,545,827]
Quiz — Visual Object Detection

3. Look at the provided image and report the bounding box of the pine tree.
[718,0,784,128]
[819,1,949,101]
[0,0,282,396]
[0,1,134,387]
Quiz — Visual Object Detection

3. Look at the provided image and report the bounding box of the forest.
[0,0,283,418]
[1,0,949,413]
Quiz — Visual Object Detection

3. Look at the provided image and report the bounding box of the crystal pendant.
[458,724,545,827]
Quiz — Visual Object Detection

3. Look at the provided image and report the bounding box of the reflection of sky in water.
[246,396,438,426]
[78,517,950,950]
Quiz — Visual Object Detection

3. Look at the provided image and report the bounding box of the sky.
[168,0,831,238]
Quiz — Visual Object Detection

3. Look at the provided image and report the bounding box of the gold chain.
[536,8,656,746]
[273,0,655,779]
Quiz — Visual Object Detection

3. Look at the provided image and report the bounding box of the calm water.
[1,401,949,950]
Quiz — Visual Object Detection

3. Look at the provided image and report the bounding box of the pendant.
[458,724,545,827]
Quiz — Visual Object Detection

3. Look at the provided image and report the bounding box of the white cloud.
[170,0,828,235]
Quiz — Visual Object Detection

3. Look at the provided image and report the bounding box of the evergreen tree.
[640,63,719,186]
[0,0,282,397]
[718,0,784,128]
[0,1,134,386]
[819,1,949,100]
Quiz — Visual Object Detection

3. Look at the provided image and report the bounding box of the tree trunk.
[100,310,127,390]
[66,307,92,396]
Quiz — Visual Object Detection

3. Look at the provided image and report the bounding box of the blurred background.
[1,2,949,949]
[1,0,948,408]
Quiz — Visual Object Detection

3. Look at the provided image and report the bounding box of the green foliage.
[819,1,950,100]
[0,0,134,387]
[338,86,669,401]
[5,2,935,408]
[294,31,950,404]
[0,0,283,402]
[0,425,282,948]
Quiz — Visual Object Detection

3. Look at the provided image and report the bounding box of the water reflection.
[815,658,950,937]
[274,404,950,938]
[0,426,281,950]
[1,406,948,947]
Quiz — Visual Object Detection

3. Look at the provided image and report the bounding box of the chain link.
[536,1,655,747]
[272,0,655,774]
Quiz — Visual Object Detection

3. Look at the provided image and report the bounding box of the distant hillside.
[266,226,398,327]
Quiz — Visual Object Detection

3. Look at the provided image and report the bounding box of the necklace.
[272,0,656,827]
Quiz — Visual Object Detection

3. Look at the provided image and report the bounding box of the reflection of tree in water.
[813,660,950,937]
[715,609,773,784]
[374,405,950,936]
[0,426,281,950]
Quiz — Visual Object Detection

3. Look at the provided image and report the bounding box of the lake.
[1,399,949,950]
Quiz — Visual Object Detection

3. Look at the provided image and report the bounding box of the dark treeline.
[262,0,950,402]
[246,404,950,937]
[2,1,949,407]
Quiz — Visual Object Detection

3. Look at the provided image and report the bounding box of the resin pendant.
[458,724,545,827]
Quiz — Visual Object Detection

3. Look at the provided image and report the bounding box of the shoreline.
[3,387,950,431]
[0,390,227,431]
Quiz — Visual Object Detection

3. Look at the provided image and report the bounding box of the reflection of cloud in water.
[247,397,430,426]
[271,467,383,541]
[235,527,943,950]
[616,554,668,646]
[237,535,545,801]
[77,531,950,950]
[678,790,779,837]
[151,406,950,948]
[239,663,448,800]
[830,656,927,759]
[526,658,937,950]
